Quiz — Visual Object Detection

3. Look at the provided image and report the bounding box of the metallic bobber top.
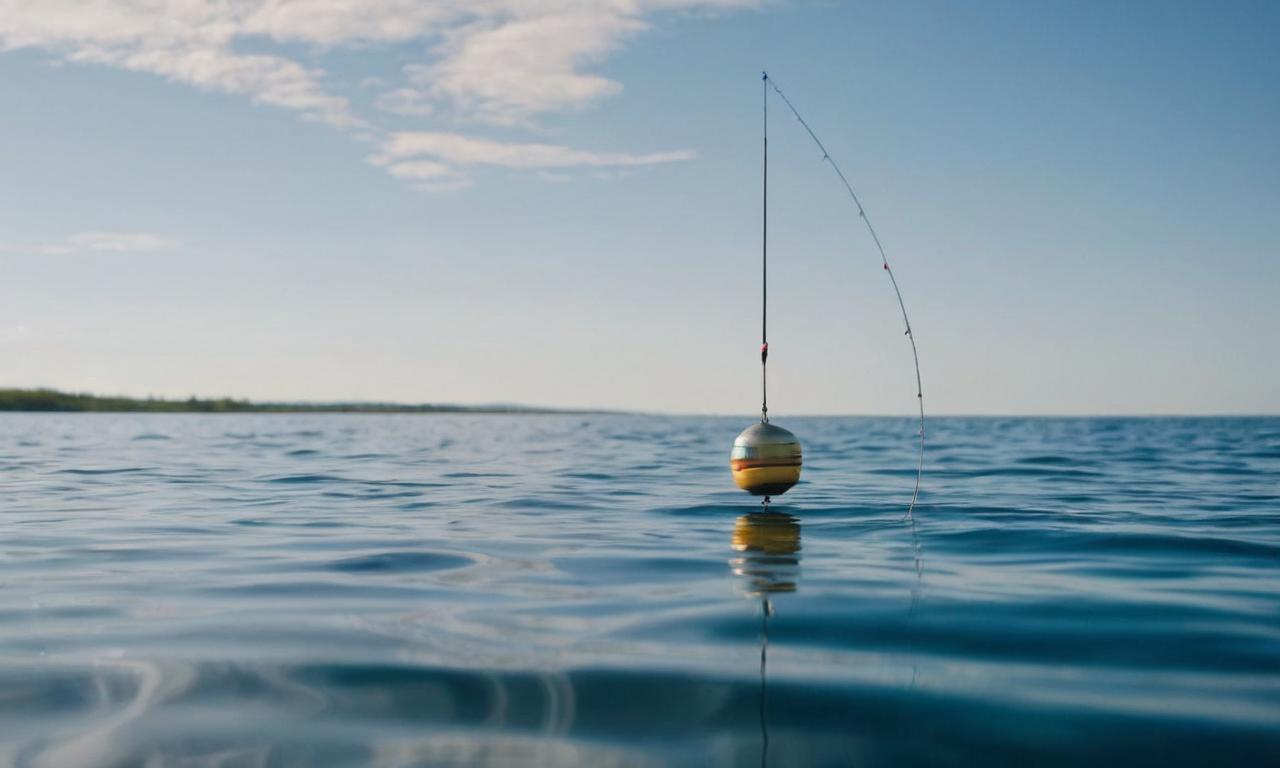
[730,422,803,497]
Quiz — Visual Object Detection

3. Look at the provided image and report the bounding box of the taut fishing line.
[762,71,925,523]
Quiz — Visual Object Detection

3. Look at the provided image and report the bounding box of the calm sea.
[1,414,1277,766]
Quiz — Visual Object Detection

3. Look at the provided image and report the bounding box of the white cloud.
[377,131,695,169]
[242,0,452,46]
[376,2,758,126]
[379,158,472,191]
[421,11,641,126]
[0,231,179,255]
[370,131,694,187]
[381,158,456,180]
[375,87,436,117]
[0,1,758,186]
[0,1,361,129]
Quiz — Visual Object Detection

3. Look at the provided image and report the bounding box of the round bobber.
[730,422,802,497]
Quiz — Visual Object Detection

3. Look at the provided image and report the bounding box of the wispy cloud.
[377,131,695,169]
[371,131,695,190]
[0,231,179,255]
[0,1,758,187]
[420,11,641,127]
[0,1,363,130]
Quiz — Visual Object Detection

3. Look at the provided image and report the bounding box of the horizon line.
[2,387,1276,419]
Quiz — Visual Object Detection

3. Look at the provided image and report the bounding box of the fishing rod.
[732,72,925,522]
[767,70,924,520]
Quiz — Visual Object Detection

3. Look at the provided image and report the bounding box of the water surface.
[2,414,1278,765]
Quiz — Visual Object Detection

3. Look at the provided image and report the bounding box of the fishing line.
[762,71,924,522]
[760,74,770,425]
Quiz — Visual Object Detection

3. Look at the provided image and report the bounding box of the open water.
[1,414,1277,766]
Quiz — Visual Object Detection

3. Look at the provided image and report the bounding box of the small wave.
[263,473,346,484]
[555,555,724,580]
[1017,454,1091,467]
[493,496,595,510]
[321,489,422,501]
[326,551,475,574]
[931,527,1280,561]
[656,502,752,518]
[897,466,1105,478]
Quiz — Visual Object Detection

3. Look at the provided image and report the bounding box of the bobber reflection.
[730,511,802,595]
[730,511,801,768]
[730,422,803,498]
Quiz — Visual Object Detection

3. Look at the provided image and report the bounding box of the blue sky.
[1,1,1276,414]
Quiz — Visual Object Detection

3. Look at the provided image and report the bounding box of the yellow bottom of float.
[731,464,801,496]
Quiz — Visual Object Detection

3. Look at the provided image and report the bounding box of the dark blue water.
[2,414,1277,766]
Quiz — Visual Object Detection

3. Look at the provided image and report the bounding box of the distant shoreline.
[0,388,585,414]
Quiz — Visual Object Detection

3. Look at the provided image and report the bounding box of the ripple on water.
[8,660,1276,767]
[262,473,347,484]
[325,551,476,574]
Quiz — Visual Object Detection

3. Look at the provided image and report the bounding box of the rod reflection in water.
[730,511,801,768]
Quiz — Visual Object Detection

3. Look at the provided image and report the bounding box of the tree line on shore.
[0,388,553,414]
